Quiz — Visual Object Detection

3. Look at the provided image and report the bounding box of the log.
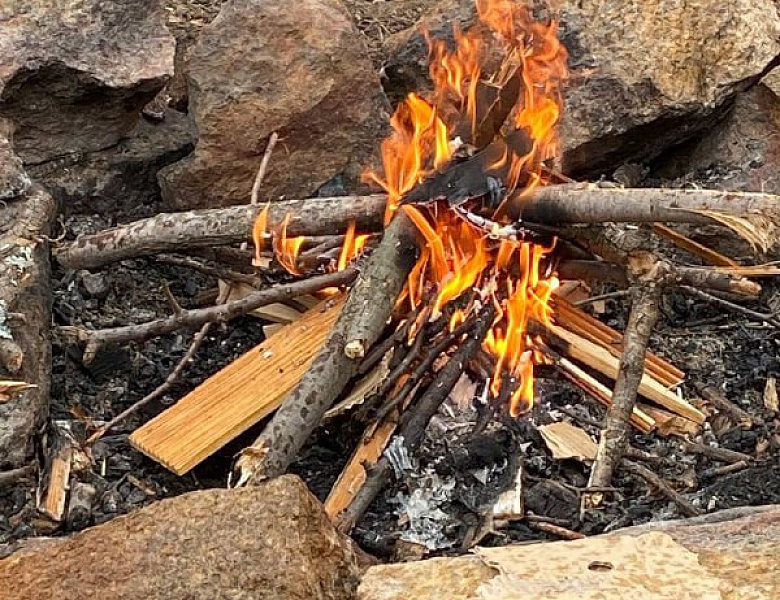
[130,296,345,475]
[54,186,780,270]
[55,194,387,270]
[516,183,780,225]
[233,214,419,485]
[0,186,56,468]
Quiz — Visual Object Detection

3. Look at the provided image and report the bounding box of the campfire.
[12,0,777,560]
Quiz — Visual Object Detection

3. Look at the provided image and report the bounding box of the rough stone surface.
[158,0,390,209]
[0,0,175,164]
[383,0,780,176]
[358,506,780,600]
[0,187,55,468]
[651,84,780,193]
[0,135,30,200]
[1,475,361,600]
[27,109,196,217]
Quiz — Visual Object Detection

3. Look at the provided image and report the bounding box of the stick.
[336,305,495,533]
[86,286,232,444]
[156,254,262,288]
[651,224,739,267]
[527,521,585,540]
[55,186,780,270]
[232,214,419,485]
[683,441,754,464]
[516,184,780,225]
[0,465,35,488]
[250,132,279,207]
[621,459,701,517]
[680,285,780,327]
[55,195,386,270]
[586,265,665,501]
[694,382,756,427]
[61,268,357,361]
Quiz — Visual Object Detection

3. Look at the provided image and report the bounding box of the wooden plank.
[652,223,739,267]
[130,294,345,475]
[553,297,685,387]
[556,355,656,433]
[547,323,705,424]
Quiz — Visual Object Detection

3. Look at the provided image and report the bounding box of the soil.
[2,0,780,563]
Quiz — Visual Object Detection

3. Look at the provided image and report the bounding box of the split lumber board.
[546,323,704,424]
[552,296,685,388]
[130,294,345,475]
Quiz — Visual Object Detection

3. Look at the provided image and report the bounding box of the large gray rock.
[0,0,175,164]
[651,84,780,193]
[1,475,361,600]
[158,0,390,209]
[383,0,780,176]
[27,109,196,217]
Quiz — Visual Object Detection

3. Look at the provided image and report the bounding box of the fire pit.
[3,0,780,568]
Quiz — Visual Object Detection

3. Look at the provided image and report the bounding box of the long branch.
[232,214,419,485]
[61,268,357,361]
[55,195,386,270]
[55,186,780,270]
[585,261,666,500]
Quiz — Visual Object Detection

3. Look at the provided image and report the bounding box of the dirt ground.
[2,0,779,558]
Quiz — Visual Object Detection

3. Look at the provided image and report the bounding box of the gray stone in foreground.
[359,505,780,600]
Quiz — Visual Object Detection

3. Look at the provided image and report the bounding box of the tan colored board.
[553,297,685,387]
[130,295,345,475]
[547,323,704,424]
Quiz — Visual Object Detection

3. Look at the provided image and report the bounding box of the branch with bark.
[54,186,779,270]
[231,214,419,486]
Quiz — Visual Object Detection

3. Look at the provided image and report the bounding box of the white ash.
[391,471,457,551]
[0,300,12,340]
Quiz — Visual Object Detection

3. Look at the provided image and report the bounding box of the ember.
[365,0,567,415]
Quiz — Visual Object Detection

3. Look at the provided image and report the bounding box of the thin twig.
[679,285,780,327]
[157,254,262,288]
[86,286,232,444]
[572,290,630,307]
[62,267,358,361]
[250,132,279,207]
[337,305,496,533]
[621,459,702,517]
[527,521,585,540]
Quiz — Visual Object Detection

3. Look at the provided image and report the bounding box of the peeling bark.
[0,186,56,468]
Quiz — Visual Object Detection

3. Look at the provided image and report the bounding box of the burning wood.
[49,0,780,549]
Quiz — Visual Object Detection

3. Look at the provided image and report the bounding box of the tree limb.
[232,214,419,486]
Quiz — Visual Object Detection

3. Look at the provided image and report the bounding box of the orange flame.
[364,0,567,414]
[273,213,305,276]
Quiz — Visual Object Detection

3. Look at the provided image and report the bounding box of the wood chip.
[538,422,598,461]
[0,380,36,403]
[764,376,778,413]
